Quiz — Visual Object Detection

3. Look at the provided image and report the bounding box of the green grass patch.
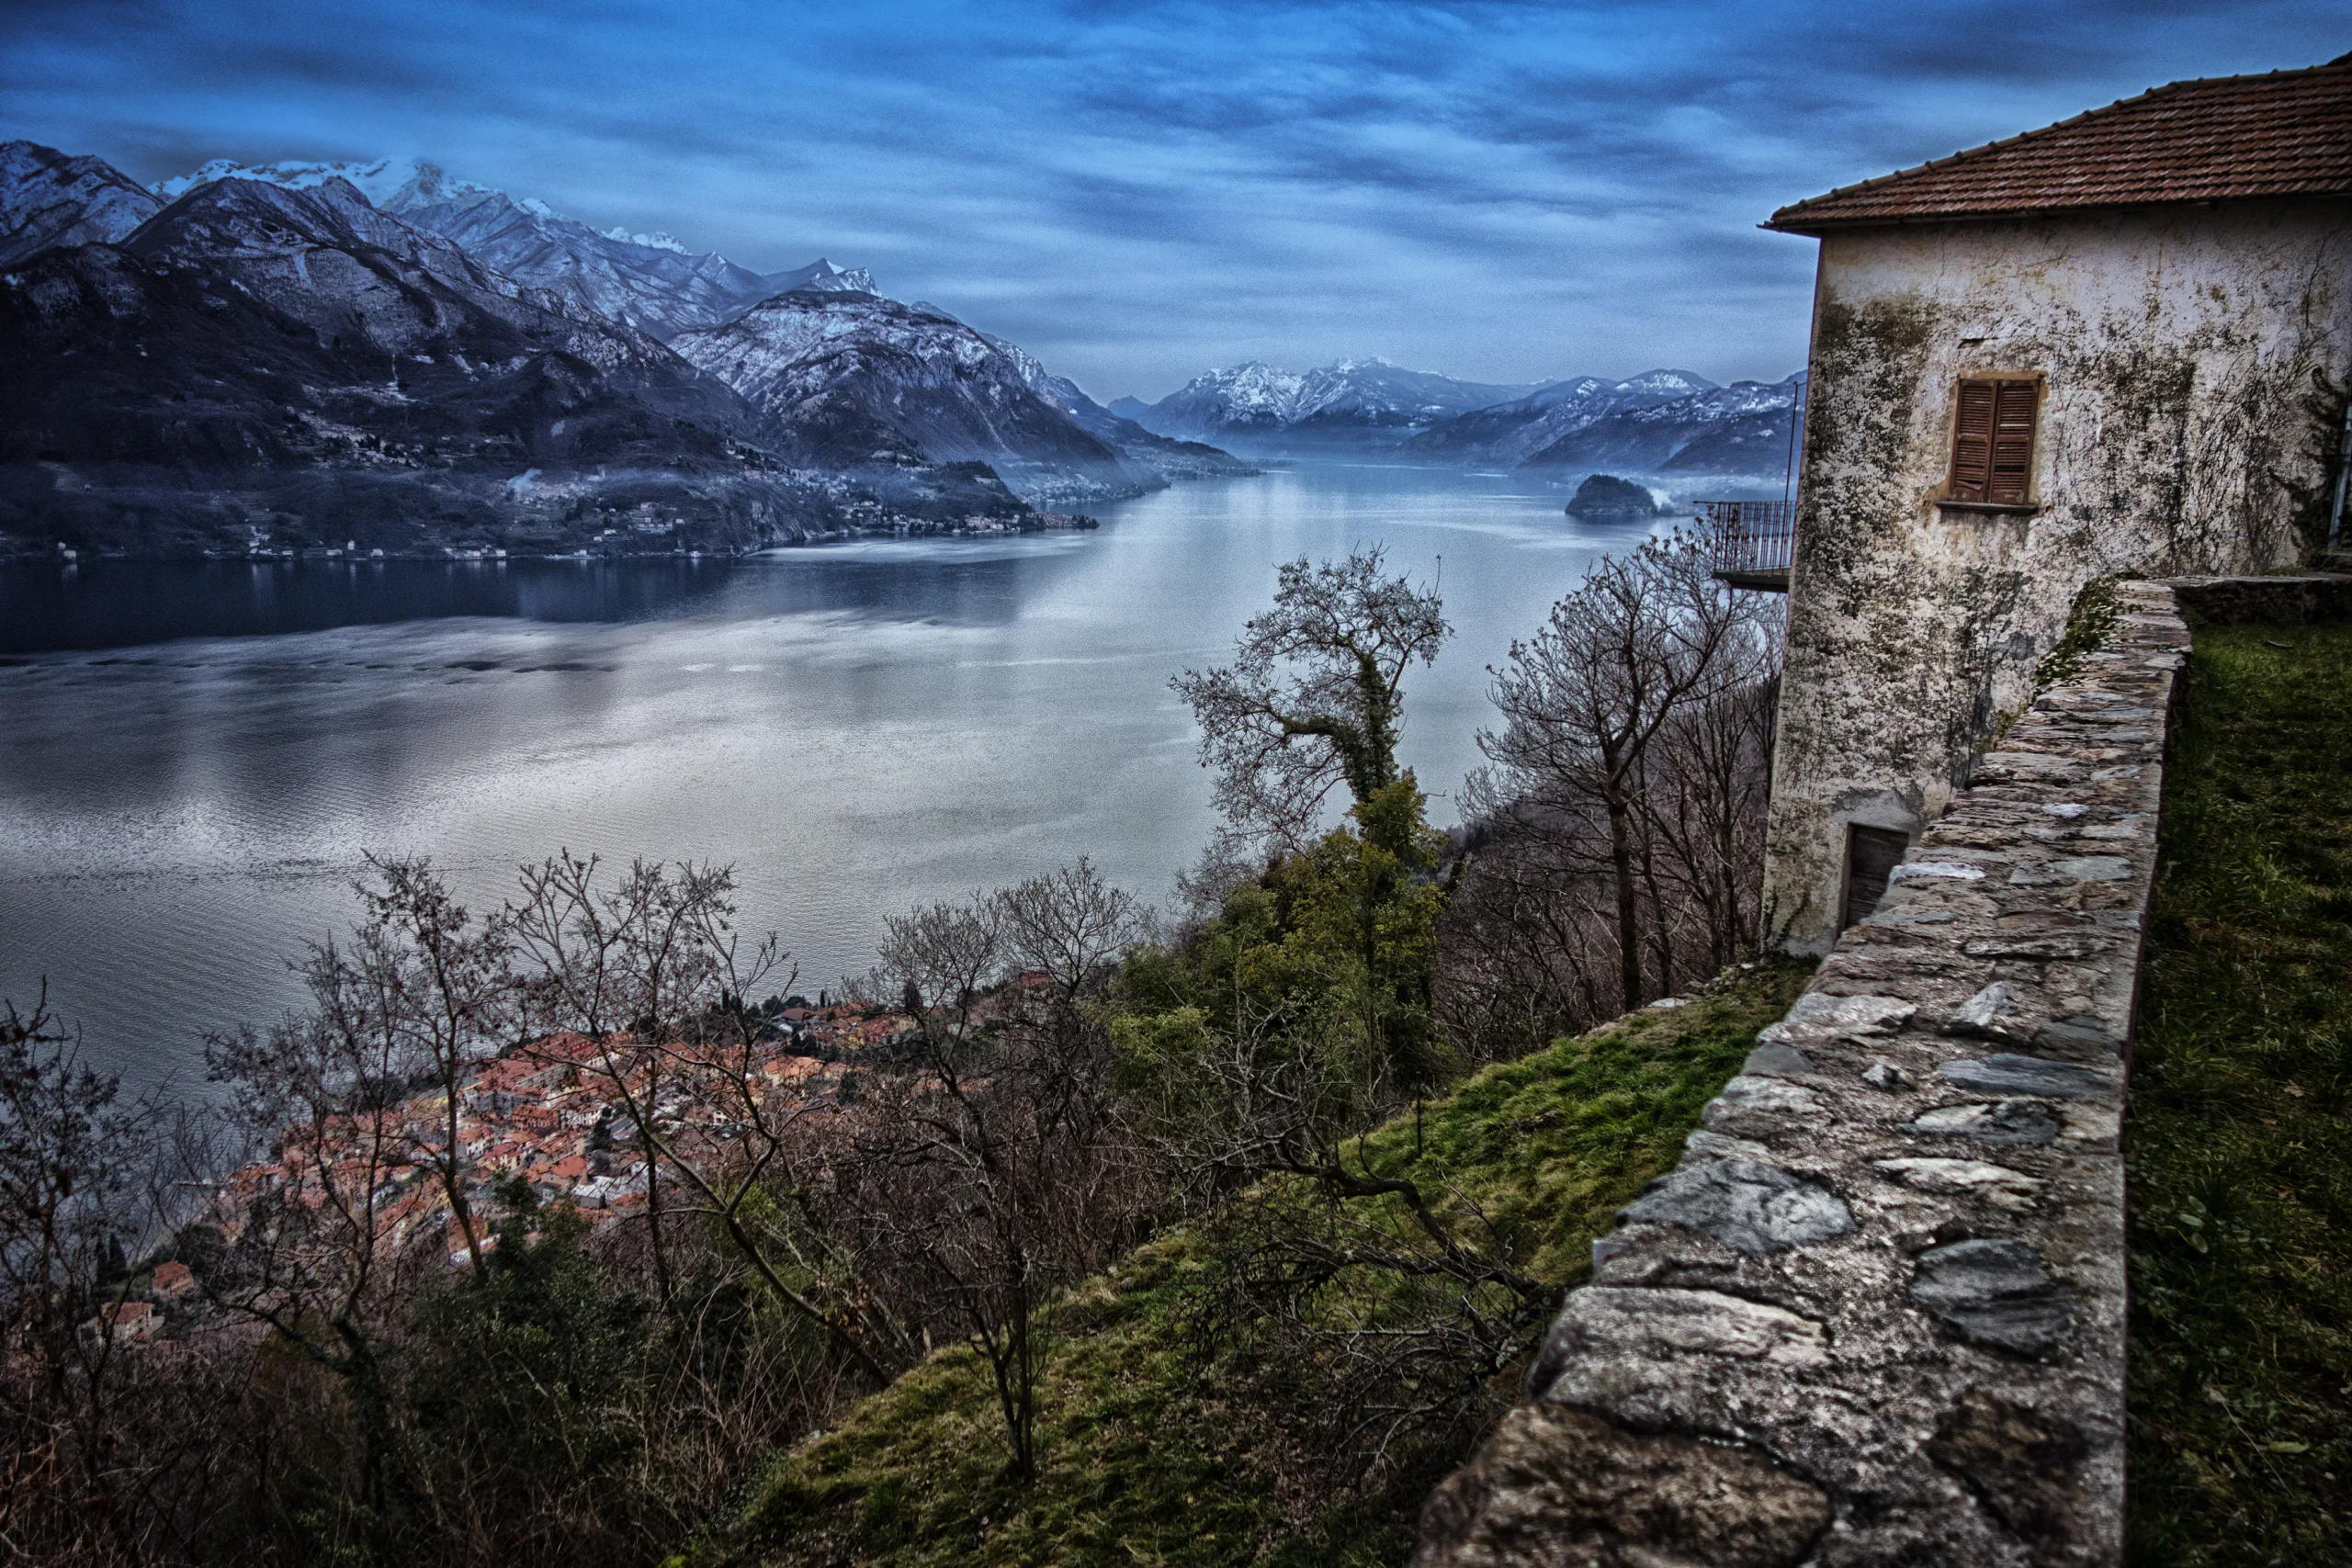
[2127,619,2352,1564]
[695,959,1813,1568]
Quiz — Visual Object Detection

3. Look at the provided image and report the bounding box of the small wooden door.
[1842,825,1910,929]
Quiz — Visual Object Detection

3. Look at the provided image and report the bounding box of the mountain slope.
[0,139,164,265]
[689,964,1814,1568]
[2,175,758,469]
[0,174,1012,555]
[978,333,1256,483]
[155,156,873,340]
[674,291,1152,503]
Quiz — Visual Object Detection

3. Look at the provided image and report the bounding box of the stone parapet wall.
[1414,580,2203,1568]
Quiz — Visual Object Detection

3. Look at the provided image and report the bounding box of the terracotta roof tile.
[1767,54,2352,233]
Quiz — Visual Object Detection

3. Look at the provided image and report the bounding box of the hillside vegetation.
[696,959,1812,1568]
[2126,619,2352,1563]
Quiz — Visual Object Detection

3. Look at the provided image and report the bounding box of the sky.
[2,1,2340,400]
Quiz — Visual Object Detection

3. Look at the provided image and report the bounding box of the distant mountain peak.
[153,155,491,214]
[1614,367,1718,394]
[604,225,690,254]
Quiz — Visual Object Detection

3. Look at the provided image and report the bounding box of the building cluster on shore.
[84,1001,926,1345]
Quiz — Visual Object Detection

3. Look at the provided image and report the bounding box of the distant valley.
[0,139,1798,562]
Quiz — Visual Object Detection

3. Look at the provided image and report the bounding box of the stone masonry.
[1413,580,2214,1568]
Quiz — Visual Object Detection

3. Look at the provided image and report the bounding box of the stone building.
[1756,55,2352,951]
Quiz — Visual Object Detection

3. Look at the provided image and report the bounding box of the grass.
[691,958,1814,1568]
[2126,619,2352,1564]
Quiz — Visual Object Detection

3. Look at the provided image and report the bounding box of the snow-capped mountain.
[3,137,1266,553]
[672,289,1151,503]
[1399,369,1718,468]
[0,165,900,556]
[1129,357,1538,445]
[152,156,874,340]
[1520,375,1804,475]
[153,154,486,209]
[5,171,763,468]
[1,139,164,265]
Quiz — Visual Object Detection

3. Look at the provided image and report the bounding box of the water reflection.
[1,464,1651,1096]
[0,540,1120,655]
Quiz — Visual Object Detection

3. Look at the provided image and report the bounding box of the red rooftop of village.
[1767,53,2352,234]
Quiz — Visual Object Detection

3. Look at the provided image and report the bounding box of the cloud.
[1,0,2338,397]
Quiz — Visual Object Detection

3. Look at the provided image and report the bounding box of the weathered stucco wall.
[1762,198,2351,953]
[1414,581,2195,1568]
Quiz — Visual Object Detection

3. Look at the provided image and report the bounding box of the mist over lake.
[1,463,1660,1096]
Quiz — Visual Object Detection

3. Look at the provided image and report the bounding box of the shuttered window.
[1948,378,2039,504]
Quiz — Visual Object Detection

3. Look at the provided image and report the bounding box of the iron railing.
[1699,499,1795,582]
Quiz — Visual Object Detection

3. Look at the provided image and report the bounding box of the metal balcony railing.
[1699,500,1795,590]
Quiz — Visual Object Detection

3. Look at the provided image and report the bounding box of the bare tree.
[1173,547,1450,853]
[1476,533,1753,1008]
[1430,809,1623,1059]
[0,989,153,1562]
[1628,619,1782,973]
[836,863,1146,1480]
[0,991,267,1567]
[1121,987,1546,1517]
[508,853,897,1381]
[353,857,520,1279]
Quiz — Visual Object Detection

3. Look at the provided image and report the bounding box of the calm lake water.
[1,463,1660,1096]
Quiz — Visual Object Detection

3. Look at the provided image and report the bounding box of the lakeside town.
[84,997,930,1348]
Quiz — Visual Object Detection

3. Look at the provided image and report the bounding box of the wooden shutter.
[1949,380,1995,501]
[1949,378,2039,504]
[1988,379,2039,503]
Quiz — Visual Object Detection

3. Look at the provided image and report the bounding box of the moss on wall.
[1764,202,2352,953]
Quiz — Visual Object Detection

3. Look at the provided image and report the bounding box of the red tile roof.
[1767,54,2352,233]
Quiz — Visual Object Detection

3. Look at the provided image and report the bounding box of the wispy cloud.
[2,0,2337,397]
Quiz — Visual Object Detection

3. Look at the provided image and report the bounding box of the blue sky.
[2,1,2339,399]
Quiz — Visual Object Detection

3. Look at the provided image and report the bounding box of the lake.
[0,463,1662,1096]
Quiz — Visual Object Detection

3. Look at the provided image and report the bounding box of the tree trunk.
[1604,793,1643,1009]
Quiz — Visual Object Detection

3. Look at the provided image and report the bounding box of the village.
[83,997,932,1348]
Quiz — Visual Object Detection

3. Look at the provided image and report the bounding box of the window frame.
[1943,375,2042,508]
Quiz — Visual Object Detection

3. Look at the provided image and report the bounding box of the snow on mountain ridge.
[672,289,1151,504]
[152,154,872,338]
[0,139,164,265]
[606,225,690,254]
[153,156,490,213]
[1136,357,1536,441]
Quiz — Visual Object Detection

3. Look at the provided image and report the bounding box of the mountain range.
[153,157,877,341]
[0,141,1248,558]
[1115,358,1540,446]
[1,135,1799,559]
[1112,359,1803,480]
[1399,368,1804,475]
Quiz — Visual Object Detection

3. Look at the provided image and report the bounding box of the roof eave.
[1761,187,2352,237]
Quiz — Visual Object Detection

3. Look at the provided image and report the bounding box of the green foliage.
[2126,621,2352,1565]
[2034,575,2122,694]
[1118,777,1451,1120]
[698,959,1812,1568]
[392,1203,673,1556]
